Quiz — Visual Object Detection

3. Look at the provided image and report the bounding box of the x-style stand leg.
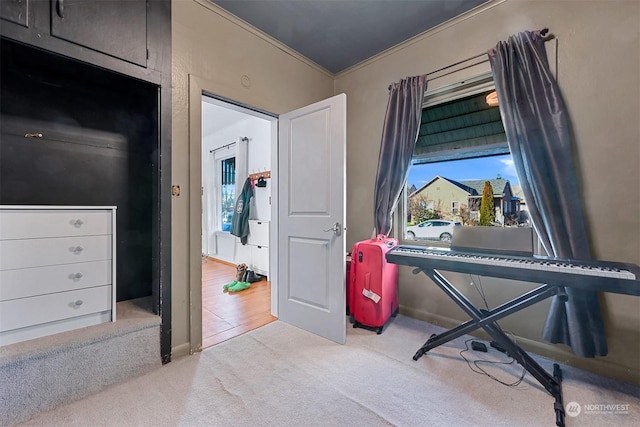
[413,268,566,427]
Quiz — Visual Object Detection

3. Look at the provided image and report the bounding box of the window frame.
[398,73,544,256]
[401,73,511,246]
[451,201,460,215]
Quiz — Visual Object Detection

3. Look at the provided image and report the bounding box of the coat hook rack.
[249,170,271,180]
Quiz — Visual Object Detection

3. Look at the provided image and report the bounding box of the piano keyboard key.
[389,246,637,280]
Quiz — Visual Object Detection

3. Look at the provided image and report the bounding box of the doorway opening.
[200,95,277,348]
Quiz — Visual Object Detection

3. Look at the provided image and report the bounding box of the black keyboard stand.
[412,268,566,427]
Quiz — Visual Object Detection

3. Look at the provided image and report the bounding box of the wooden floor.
[202,258,277,349]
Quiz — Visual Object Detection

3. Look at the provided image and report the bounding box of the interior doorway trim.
[188,74,278,355]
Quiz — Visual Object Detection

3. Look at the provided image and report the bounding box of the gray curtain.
[488,30,607,357]
[374,75,428,236]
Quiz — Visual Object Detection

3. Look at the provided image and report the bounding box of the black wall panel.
[0,38,158,302]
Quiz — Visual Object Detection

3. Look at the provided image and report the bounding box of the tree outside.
[458,205,476,226]
[479,181,495,226]
[408,195,442,225]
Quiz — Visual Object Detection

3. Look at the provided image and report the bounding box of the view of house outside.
[405,154,530,241]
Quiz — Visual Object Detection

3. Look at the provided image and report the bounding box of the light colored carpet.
[17,315,640,426]
[1,299,161,426]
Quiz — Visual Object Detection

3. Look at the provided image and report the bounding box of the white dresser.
[235,220,270,277]
[0,206,116,346]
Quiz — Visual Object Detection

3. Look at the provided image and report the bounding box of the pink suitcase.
[346,254,352,315]
[349,234,399,334]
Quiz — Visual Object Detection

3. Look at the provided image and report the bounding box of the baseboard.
[205,256,236,267]
[399,305,640,385]
[172,341,192,358]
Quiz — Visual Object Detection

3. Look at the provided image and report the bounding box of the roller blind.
[414,75,508,164]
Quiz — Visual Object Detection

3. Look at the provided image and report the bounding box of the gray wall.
[172,0,639,383]
[335,0,639,383]
[172,0,335,356]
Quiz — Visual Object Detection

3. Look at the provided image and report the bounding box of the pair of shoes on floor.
[223,280,251,292]
[235,263,249,282]
[222,264,262,292]
[243,269,262,283]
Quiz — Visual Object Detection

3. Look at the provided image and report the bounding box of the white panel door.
[278,93,346,344]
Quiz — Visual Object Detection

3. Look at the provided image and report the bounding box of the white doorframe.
[188,74,278,354]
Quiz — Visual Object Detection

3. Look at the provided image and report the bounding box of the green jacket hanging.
[231,177,253,244]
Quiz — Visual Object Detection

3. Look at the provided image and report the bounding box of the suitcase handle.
[376,234,396,248]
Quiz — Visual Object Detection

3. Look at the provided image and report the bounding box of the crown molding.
[191,0,508,80]
[335,0,508,79]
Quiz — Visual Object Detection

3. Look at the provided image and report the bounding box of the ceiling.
[210,0,489,74]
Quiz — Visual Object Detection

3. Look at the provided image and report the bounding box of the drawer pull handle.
[69,272,84,280]
[57,0,65,18]
[72,219,84,228]
[74,300,83,307]
[71,246,84,254]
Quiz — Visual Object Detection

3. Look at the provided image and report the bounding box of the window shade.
[414,76,509,164]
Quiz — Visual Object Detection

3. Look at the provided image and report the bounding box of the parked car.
[406,220,461,242]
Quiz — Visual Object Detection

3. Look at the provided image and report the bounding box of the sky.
[406,154,520,190]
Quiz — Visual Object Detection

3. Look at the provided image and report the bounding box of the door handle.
[323,222,342,236]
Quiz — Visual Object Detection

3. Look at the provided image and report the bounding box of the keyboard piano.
[386,245,640,296]
[386,244,640,427]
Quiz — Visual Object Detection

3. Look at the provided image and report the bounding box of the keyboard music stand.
[411,267,566,427]
[389,228,639,427]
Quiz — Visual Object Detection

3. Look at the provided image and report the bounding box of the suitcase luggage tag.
[362,273,381,303]
[362,288,381,303]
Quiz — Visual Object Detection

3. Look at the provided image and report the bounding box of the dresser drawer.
[0,235,112,270]
[0,285,112,333]
[0,260,112,301]
[248,220,269,247]
[0,209,113,240]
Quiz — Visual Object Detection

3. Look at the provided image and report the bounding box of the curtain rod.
[428,28,550,79]
[390,28,550,88]
[209,137,249,153]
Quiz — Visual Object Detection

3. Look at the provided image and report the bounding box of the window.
[403,74,531,246]
[220,156,236,232]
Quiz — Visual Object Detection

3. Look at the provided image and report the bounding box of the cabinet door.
[251,245,269,277]
[50,0,147,66]
[0,0,29,27]
[248,220,269,247]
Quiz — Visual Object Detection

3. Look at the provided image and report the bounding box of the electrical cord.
[470,274,490,311]
[464,274,527,387]
[460,338,527,387]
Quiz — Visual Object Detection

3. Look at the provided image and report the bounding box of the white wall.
[246,120,272,222]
